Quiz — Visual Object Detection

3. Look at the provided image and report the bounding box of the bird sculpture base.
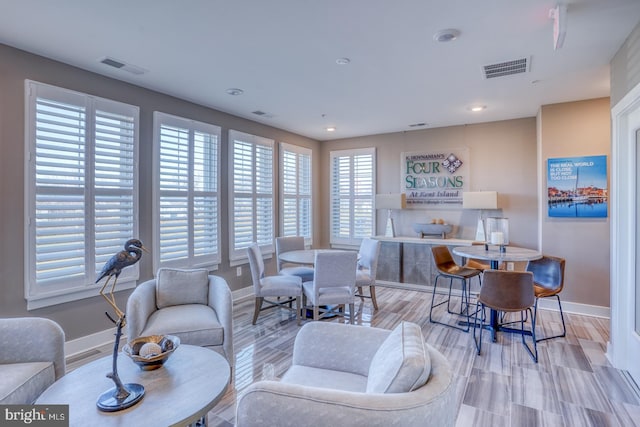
[97,383,145,412]
[97,314,145,412]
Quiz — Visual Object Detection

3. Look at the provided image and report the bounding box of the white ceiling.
[1,0,639,141]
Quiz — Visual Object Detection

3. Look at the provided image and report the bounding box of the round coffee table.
[36,344,230,427]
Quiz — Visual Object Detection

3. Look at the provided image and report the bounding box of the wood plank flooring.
[67,286,640,427]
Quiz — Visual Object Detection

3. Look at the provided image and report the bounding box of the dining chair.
[527,255,567,342]
[429,246,482,332]
[275,236,315,282]
[356,237,381,310]
[302,251,357,324]
[473,270,538,363]
[247,243,303,325]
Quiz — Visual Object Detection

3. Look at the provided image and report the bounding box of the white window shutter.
[153,112,221,270]
[330,148,376,246]
[229,130,275,261]
[280,143,312,245]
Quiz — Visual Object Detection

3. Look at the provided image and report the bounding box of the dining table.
[452,245,542,341]
[279,249,356,265]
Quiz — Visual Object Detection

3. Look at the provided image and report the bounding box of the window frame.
[329,147,376,247]
[152,111,222,272]
[24,80,140,310]
[279,142,313,246]
[228,129,275,263]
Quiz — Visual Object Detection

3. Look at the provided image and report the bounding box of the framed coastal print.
[547,155,607,218]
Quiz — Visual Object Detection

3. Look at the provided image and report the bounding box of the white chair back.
[275,236,305,271]
[313,251,357,297]
[358,238,381,277]
[247,243,265,293]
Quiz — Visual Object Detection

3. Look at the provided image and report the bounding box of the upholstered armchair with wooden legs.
[303,251,357,323]
[356,238,381,310]
[527,255,567,342]
[247,243,303,325]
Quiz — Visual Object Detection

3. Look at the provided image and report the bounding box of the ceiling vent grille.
[252,110,275,118]
[483,57,529,79]
[99,57,147,75]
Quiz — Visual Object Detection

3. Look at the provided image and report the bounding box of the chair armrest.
[125,279,157,341]
[0,317,66,380]
[236,350,456,427]
[291,322,390,376]
[208,275,234,368]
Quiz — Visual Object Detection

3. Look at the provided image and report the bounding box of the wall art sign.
[402,148,469,208]
[547,155,608,218]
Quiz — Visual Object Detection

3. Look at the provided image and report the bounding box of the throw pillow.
[366,321,431,393]
[156,268,209,309]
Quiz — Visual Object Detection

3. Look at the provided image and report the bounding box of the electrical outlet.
[236,266,242,276]
[506,262,515,271]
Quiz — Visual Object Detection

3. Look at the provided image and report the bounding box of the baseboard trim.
[377,280,610,319]
[65,286,256,357]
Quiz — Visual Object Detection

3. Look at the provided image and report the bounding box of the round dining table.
[452,245,542,342]
[279,249,355,265]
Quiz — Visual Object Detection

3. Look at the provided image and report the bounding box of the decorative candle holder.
[485,217,509,252]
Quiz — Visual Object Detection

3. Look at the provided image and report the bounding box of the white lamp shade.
[462,191,498,209]
[375,193,407,210]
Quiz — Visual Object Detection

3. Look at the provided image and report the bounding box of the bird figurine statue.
[94,238,148,412]
[96,239,148,323]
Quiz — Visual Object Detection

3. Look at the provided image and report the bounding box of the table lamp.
[462,191,498,241]
[375,193,407,237]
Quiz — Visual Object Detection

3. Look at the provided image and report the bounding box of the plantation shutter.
[229,130,274,261]
[330,148,375,246]
[154,112,221,270]
[280,143,312,245]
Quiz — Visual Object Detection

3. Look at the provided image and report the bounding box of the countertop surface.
[373,235,477,246]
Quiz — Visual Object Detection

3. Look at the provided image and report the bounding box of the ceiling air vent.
[482,57,529,79]
[252,110,267,116]
[99,57,147,75]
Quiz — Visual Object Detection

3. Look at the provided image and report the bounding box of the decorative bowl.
[412,223,453,238]
[123,335,180,371]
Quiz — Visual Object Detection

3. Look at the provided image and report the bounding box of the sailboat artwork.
[547,155,608,218]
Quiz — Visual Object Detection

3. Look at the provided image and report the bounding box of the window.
[153,112,221,270]
[229,130,274,262]
[25,80,139,309]
[330,148,376,246]
[280,143,312,245]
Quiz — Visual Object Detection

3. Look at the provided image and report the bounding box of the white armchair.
[0,317,66,404]
[236,321,456,427]
[126,269,234,369]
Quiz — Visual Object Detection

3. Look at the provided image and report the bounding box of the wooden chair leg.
[252,297,263,325]
[313,305,319,321]
[296,296,301,326]
[349,303,355,324]
[370,286,379,311]
[358,286,364,300]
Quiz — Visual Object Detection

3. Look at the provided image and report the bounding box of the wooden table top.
[36,344,230,427]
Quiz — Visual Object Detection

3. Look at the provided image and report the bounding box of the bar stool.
[429,246,482,332]
[473,270,538,363]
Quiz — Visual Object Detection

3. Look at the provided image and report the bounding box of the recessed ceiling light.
[469,105,486,112]
[336,57,351,65]
[226,88,244,96]
[433,29,460,42]
[326,127,336,132]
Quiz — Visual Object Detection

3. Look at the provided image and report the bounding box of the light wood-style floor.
[67,286,640,427]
